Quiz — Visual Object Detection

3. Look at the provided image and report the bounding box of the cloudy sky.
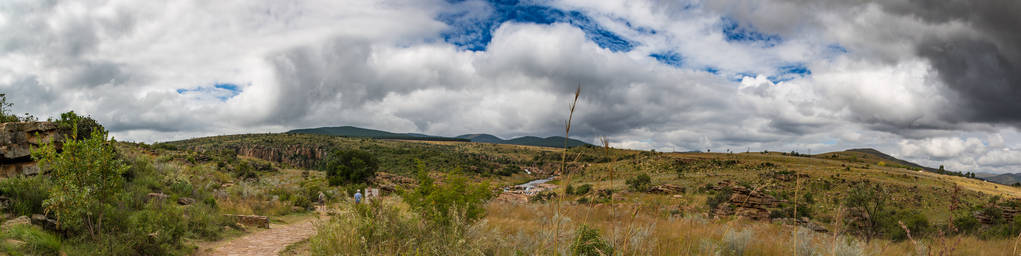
[2,0,1020,173]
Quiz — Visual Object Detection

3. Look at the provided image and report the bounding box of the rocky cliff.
[0,122,60,177]
[187,143,329,169]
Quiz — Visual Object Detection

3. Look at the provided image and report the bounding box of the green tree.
[1,93,22,122]
[626,173,652,192]
[844,182,890,241]
[401,160,492,226]
[323,149,379,186]
[31,126,127,240]
[51,111,107,140]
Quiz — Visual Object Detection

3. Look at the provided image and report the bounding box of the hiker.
[317,191,326,206]
[354,189,363,204]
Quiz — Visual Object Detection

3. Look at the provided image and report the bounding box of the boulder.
[177,197,196,205]
[649,184,685,194]
[1,216,31,229]
[30,214,60,231]
[224,214,270,229]
[147,192,169,202]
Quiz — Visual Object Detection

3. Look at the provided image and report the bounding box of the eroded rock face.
[1,122,60,177]
[710,180,783,220]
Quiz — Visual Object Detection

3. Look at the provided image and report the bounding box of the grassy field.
[164,133,1021,255]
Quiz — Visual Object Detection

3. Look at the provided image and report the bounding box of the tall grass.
[552,86,581,252]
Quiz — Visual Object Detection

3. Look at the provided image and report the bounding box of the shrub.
[401,160,492,226]
[570,225,613,256]
[528,191,557,203]
[51,111,106,140]
[32,128,127,239]
[844,183,889,241]
[0,224,63,255]
[0,175,52,216]
[126,203,187,255]
[887,210,929,241]
[707,187,733,214]
[626,173,652,192]
[574,184,592,195]
[323,149,379,186]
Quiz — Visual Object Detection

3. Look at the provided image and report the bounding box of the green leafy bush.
[570,225,613,256]
[574,184,592,195]
[0,224,63,255]
[51,111,106,140]
[32,128,127,239]
[401,160,492,225]
[0,175,52,216]
[626,173,652,192]
[126,203,187,255]
[323,149,379,186]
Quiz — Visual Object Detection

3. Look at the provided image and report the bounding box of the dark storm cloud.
[878,0,1021,126]
[710,0,1021,131]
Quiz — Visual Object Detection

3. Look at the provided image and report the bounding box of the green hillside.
[288,126,592,148]
[286,126,468,142]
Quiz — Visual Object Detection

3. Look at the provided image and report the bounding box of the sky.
[2,0,1021,174]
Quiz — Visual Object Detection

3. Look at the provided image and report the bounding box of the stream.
[505,176,555,193]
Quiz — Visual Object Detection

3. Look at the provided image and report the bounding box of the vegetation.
[0,93,35,122]
[626,173,652,192]
[51,111,107,140]
[322,149,379,186]
[32,128,127,239]
[401,161,493,225]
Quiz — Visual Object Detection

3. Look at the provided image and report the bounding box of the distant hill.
[456,134,505,144]
[287,126,468,142]
[287,127,592,148]
[985,173,1021,186]
[818,148,938,172]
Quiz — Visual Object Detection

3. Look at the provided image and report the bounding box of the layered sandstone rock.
[1,122,60,177]
[710,180,783,220]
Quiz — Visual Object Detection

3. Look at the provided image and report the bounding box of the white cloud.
[2,0,1020,174]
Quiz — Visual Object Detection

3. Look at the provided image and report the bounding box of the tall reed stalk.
[552,85,581,254]
[600,137,615,250]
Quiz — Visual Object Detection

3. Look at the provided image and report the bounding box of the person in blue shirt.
[354,189,363,204]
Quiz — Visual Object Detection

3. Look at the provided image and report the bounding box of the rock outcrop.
[188,144,329,169]
[710,180,783,220]
[974,202,1021,224]
[225,214,270,229]
[649,184,685,194]
[371,172,417,192]
[1,122,60,178]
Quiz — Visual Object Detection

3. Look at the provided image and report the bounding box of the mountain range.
[286,126,592,148]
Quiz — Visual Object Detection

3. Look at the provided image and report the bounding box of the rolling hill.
[286,126,469,142]
[456,134,591,148]
[984,173,1021,185]
[287,126,592,148]
[818,148,938,172]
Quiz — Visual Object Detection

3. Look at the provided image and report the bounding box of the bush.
[32,128,127,239]
[626,173,652,192]
[0,224,63,255]
[310,198,492,255]
[323,150,379,186]
[707,187,733,214]
[574,184,592,195]
[886,210,929,241]
[126,203,187,255]
[401,160,492,226]
[570,225,613,256]
[51,111,106,140]
[0,175,52,216]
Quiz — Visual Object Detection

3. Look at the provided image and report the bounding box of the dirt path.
[196,211,329,256]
